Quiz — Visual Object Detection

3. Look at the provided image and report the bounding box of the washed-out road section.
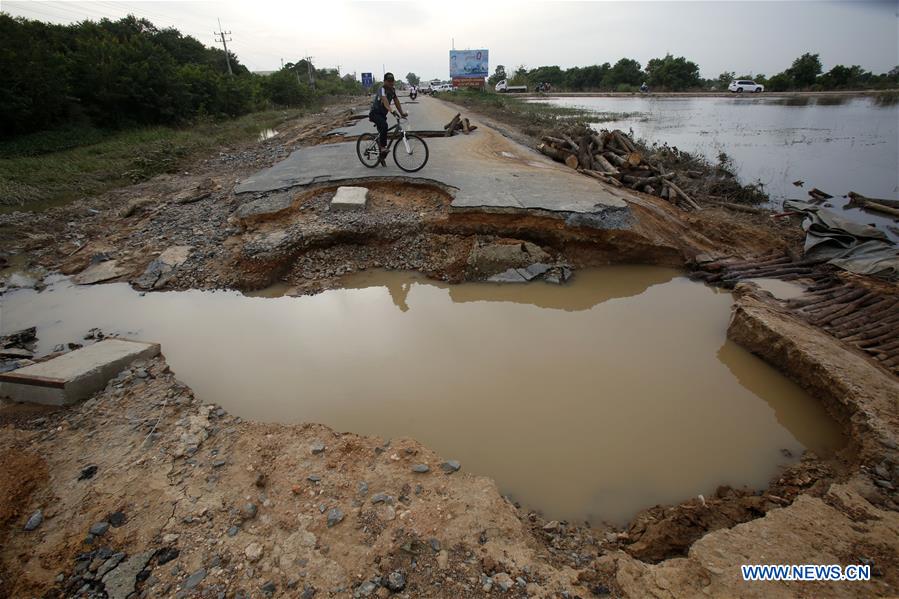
[234,96,634,223]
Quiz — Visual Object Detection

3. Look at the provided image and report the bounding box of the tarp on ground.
[784,200,899,279]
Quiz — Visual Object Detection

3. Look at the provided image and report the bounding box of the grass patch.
[446,89,641,138]
[0,108,311,213]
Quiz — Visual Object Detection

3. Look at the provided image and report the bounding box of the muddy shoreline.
[1,98,898,598]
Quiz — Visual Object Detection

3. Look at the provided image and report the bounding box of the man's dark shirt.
[370,86,397,116]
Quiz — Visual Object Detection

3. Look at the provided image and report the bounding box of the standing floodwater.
[1,267,843,524]
[540,95,899,237]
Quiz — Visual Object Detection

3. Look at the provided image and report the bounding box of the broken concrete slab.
[0,339,160,406]
[72,260,127,285]
[467,241,551,278]
[330,186,368,211]
[135,245,192,290]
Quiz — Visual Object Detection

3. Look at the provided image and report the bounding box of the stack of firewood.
[537,127,701,210]
[444,113,477,136]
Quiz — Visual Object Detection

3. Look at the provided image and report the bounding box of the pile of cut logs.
[693,253,899,375]
[444,113,477,136]
[537,128,701,210]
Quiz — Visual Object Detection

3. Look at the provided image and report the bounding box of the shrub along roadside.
[0,108,309,212]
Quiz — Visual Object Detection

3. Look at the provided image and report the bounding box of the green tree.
[602,58,644,88]
[644,54,701,91]
[766,72,792,92]
[786,53,822,88]
[487,65,507,86]
[509,65,529,86]
[715,71,736,90]
[527,65,565,87]
[405,72,420,86]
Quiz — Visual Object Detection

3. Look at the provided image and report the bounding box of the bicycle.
[356,114,429,172]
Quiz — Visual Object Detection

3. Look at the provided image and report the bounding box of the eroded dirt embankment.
[2,99,898,598]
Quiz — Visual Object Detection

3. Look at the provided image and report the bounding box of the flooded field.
[541,95,899,237]
[1,267,843,524]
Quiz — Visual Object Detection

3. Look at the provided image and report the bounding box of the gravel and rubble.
[1,98,898,598]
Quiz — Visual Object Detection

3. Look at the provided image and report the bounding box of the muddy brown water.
[0,267,843,524]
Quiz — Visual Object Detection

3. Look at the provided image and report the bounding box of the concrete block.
[330,186,368,211]
[0,339,160,406]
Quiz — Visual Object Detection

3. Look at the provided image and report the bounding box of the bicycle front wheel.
[356,133,381,168]
[392,134,429,172]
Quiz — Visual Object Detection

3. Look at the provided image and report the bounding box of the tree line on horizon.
[0,14,363,138]
[487,53,899,92]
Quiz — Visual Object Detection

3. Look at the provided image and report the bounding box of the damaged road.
[2,95,898,598]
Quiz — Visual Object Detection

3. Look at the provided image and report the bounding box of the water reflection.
[1,268,843,524]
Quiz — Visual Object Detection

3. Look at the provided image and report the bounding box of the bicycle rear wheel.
[356,133,381,168]
[392,134,429,172]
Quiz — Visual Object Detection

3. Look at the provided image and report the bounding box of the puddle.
[258,128,278,141]
[746,278,807,300]
[0,267,843,524]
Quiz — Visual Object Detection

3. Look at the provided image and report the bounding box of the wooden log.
[582,169,624,187]
[811,291,877,326]
[443,113,461,136]
[704,200,766,214]
[542,135,568,146]
[666,180,702,211]
[593,154,620,176]
[591,134,605,153]
[788,285,854,307]
[847,197,899,218]
[612,130,637,153]
[625,152,643,167]
[803,288,867,314]
[561,134,580,152]
[847,191,899,209]
[857,328,899,348]
[462,118,471,134]
[830,297,898,328]
[797,286,863,311]
[564,154,580,170]
[603,151,629,168]
[808,187,833,200]
[537,143,575,163]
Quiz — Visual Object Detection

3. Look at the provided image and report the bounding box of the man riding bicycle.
[369,72,408,166]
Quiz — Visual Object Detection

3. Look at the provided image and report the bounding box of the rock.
[355,580,378,597]
[244,542,264,562]
[467,241,551,278]
[134,368,148,379]
[493,572,514,592]
[543,520,559,531]
[327,508,344,527]
[261,580,277,594]
[24,509,43,531]
[411,464,429,473]
[227,526,239,537]
[89,521,110,536]
[386,571,406,592]
[301,585,317,598]
[371,493,392,504]
[78,465,98,480]
[310,440,326,454]
[102,551,153,599]
[156,547,180,565]
[357,482,369,495]
[436,550,449,569]
[241,503,258,520]
[376,505,396,521]
[183,568,206,590]
[212,459,227,468]
[108,511,126,527]
[429,538,441,552]
[73,260,126,285]
[330,186,369,212]
[307,475,321,483]
[440,460,461,474]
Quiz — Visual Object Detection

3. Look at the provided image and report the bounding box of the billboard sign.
[361,72,373,88]
[452,77,485,89]
[449,49,488,79]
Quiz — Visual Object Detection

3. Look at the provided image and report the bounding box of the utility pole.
[304,55,315,90]
[214,18,233,76]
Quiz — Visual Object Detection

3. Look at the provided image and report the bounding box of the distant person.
[640,81,649,93]
[369,72,408,166]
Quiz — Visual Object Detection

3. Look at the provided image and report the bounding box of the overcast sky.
[4,1,898,79]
